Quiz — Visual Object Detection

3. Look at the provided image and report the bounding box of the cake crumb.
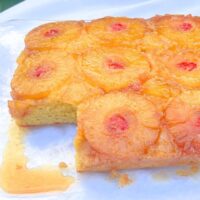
[58,162,68,169]
[118,173,133,187]
[110,170,133,187]
[176,164,199,177]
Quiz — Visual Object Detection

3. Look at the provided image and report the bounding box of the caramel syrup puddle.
[0,122,74,194]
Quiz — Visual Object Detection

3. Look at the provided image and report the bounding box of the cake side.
[8,100,77,126]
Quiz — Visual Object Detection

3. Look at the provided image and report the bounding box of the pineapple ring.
[11,50,75,99]
[79,92,161,158]
[80,47,150,92]
[25,21,84,51]
[166,91,200,154]
[152,49,200,89]
[86,17,149,47]
[151,15,200,47]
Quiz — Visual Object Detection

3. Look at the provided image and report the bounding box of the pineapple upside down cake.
[9,15,200,171]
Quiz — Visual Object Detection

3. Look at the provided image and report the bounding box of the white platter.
[1,0,200,199]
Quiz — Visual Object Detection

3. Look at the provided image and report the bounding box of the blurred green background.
[0,0,23,12]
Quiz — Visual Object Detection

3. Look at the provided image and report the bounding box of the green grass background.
[0,0,23,12]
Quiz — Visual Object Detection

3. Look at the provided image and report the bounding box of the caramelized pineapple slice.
[78,92,161,159]
[79,47,150,92]
[166,91,200,155]
[25,21,85,52]
[11,50,75,99]
[86,17,149,47]
[151,49,200,89]
[151,15,200,48]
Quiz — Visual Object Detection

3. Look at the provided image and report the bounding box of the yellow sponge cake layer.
[8,100,76,126]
